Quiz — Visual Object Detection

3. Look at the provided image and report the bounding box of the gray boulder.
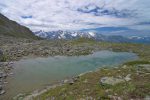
[0,85,5,95]
[100,77,124,85]
[0,71,3,78]
[100,74,132,85]
[0,90,5,95]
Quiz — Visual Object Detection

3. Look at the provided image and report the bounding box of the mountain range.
[34,30,150,44]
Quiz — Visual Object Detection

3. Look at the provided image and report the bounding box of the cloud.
[77,4,137,18]
[0,0,150,32]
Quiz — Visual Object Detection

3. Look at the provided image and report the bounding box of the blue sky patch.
[21,15,32,19]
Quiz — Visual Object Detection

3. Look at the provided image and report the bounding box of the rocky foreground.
[0,35,150,100]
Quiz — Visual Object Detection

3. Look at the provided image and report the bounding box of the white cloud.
[0,0,150,31]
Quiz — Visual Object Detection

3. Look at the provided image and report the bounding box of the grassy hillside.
[0,13,38,39]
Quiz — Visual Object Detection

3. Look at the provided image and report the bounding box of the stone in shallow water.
[100,77,124,85]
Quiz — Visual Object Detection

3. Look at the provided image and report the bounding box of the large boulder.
[0,85,5,95]
[100,74,132,85]
[100,77,124,85]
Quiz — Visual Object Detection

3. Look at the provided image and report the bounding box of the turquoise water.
[3,51,138,99]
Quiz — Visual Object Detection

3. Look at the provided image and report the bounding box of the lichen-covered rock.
[124,74,131,81]
[100,77,124,85]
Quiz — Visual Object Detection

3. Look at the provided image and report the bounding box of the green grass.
[0,54,8,62]
[124,60,150,66]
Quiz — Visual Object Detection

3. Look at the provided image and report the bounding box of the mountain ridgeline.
[35,30,150,44]
[0,13,38,39]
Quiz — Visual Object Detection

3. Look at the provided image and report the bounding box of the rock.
[138,64,150,71]
[0,72,7,78]
[0,90,5,95]
[0,71,3,78]
[145,96,150,100]
[63,79,69,84]
[105,89,112,93]
[3,81,8,84]
[124,74,131,81]
[69,91,73,95]
[83,79,88,83]
[8,72,14,76]
[72,77,78,82]
[2,73,7,78]
[69,79,74,85]
[100,77,124,85]
[0,85,5,95]
[122,65,127,69]
[63,79,74,85]
[0,49,3,61]
[13,93,25,100]
[0,85,2,90]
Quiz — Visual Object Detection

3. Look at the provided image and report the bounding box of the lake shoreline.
[11,51,138,100]
[1,50,138,100]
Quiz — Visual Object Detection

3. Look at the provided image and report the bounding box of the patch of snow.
[88,32,95,37]
[71,33,77,37]
[58,36,61,39]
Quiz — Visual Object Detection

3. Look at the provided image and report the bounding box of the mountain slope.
[0,13,38,39]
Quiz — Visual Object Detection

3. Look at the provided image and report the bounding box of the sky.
[0,0,150,33]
